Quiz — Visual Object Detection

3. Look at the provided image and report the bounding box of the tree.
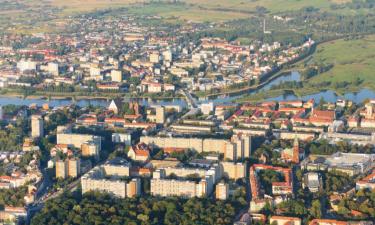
[310,199,322,219]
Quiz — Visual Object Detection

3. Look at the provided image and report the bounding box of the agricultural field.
[41,0,360,15]
[1,0,374,33]
[46,0,375,20]
[308,35,375,91]
[0,0,370,24]
[186,0,350,13]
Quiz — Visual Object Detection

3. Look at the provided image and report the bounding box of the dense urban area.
[0,0,374,225]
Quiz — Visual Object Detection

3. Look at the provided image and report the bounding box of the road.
[27,175,81,224]
[180,89,200,119]
[181,89,198,109]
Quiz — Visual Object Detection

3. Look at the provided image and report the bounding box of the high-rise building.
[81,162,141,198]
[81,141,100,159]
[215,182,229,200]
[224,142,236,161]
[90,66,101,77]
[111,70,123,82]
[147,106,165,124]
[17,60,37,72]
[68,158,80,178]
[365,103,374,119]
[200,102,214,115]
[55,160,68,179]
[155,106,165,124]
[56,158,80,179]
[163,50,173,62]
[47,62,59,76]
[149,52,160,63]
[31,115,44,138]
[57,133,101,151]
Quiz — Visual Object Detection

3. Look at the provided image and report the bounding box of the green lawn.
[308,35,375,90]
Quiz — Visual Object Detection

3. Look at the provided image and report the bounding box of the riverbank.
[194,42,317,99]
[236,85,375,104]
[0,89,185,101]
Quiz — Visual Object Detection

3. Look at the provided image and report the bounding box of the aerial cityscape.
[0,0,374,224]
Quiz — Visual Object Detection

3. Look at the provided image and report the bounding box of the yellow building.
[56,158,80,179]
[81,141,100,159]
[55,160,68,179]
[149,52,160,63]
[221,162,247,180]
[215,182,229,200]
[111,70,123,82]
[31,115,43,138]
[270,216,301,225]
[81,164,140,198]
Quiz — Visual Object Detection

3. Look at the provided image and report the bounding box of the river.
[266,89,375,103]
[0,72,374,107]
[0,96,187,108]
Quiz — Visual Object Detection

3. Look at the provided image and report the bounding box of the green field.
[308,35,375,91]
[49,0,360,15]
[0,0,371,27]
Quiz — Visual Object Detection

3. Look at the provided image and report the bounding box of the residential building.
[270,216,302,225]
[128,143,151,162]
[215,182,229,200]
[0,206,28,225]
[81,141,100,159]
[356,170,375,190]
[150,169,212,198]
[31,115,44,138]
[47,62,59,76]
[149,52,160,63]
[57,133,101,152]
[81,164,140,198]
[147,106,165,124]
[68,158,80,178]
[111,70,123,82]
[56,158,80,179]
[220,161,247,179]
[17,60,36,72]
[140,136,230,154]
[309,219,348,225]
[112,132,133,145]
[55,160,68,179]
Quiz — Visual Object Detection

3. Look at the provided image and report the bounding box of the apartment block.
[57,133,101,151]
[111,70,123,82]
[150,169,211,198]
[112,132,133,145]
[55,160,68,179]
[270,216,301,225]
[81,141,100,159]
[215,182,229,200]
[221,161,247,180]
[141,136,229,153]
[81,161,140,198]
[56,158,80,179]
[31,115,44,138]
[147,106,165,124]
